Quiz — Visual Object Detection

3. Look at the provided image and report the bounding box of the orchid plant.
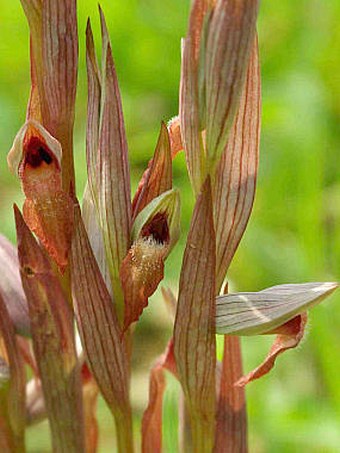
[0,0,337,452]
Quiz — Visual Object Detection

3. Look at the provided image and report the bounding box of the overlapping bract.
[180,0,259,195]
[20,0,78,190]
[172,1,260,450]
[15,206,84,452]
[85,13,131,316]
[173,179,217,451]
[70,206,133,451]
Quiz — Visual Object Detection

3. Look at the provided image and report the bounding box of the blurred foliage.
[1,0,340,452]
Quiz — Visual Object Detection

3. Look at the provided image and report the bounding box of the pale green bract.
[216,282,338,335]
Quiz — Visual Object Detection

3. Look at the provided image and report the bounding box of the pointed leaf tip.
[132,122,172,219]
[216,282,338,336]
[216,282,338,386]
[86,16,91,31]
[96,14,131,309]
[85,16,101,200]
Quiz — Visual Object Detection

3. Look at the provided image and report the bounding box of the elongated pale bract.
[84,12,131,316]
[216,282,338,335]
[213,37,261,291]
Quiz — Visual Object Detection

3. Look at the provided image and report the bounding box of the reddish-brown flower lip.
[24,137,54,169]
[141,212,170,245]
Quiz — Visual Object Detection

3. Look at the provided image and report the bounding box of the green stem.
[179,392,193,453]
[190,413,215,453]
[114,408,134,453]
[0,414,26,453]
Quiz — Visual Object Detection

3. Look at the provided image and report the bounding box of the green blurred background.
[1,1,340,451]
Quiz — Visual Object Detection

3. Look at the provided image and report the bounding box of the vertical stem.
[214,336,247,452]
[44,362,85,453]
[0,414,26,453]
[59,127,76,195]
[82,380,99,453]
[179,392,193,453]
[114,409,134,453]
[113,330,134,453]
[190,413,215,453]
